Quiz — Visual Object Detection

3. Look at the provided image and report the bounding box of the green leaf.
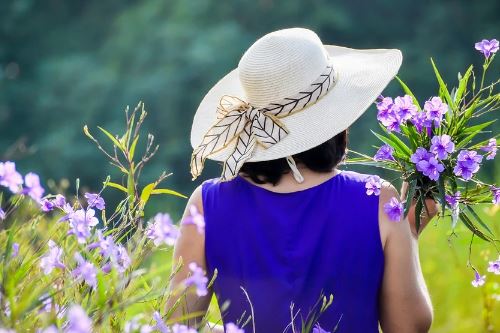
[129,135,140,161]
[151,188,188,199]
[437,177,446,216]
[455,120,496,149]
[105,181,128,193]
[414,195,424,234]
[455,65,473,105]
[140,183,156,205]
[395,76,421,109]
[465,206,494,236]
[431,58,454,109]
[127,167,135,198]
[458,212,491,242]
[372,130,411,158]
[404,180,417,218]
[98,126,124,150]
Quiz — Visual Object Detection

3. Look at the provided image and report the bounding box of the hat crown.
[238,28,329,107]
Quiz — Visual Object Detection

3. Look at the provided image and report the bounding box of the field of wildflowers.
[0,40,499,332]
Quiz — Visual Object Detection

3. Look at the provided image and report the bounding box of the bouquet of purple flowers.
[349,39,499,239]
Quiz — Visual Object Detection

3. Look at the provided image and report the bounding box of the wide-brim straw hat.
[190,27,402,182]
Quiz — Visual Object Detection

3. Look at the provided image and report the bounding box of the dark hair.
[238,129,348,185]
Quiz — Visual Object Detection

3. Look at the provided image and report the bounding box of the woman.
[168,28,435,332]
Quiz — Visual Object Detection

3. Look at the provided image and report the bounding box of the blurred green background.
[1,0,499,331]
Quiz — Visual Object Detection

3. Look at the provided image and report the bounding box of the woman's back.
[202,170,384,332]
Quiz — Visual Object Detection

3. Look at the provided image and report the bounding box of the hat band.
[191,58,335,182]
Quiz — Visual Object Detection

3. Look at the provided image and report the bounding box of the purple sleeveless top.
[202,170,384,332]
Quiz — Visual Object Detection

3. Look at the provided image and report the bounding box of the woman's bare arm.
[378,182,435,333]
[166,185,213,326]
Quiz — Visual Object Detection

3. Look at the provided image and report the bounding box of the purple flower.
[417,156,445,181]
[182,205,205,233]
[376,97,394,123]
[430,135,455,160]
[0,207,5,220]
[124,317,153,333]
[475,39,499,58]
[59,203,75,222]
[491,186,500,205]
[53,194,67,208]
[39,240,65,274]
[184,262,208,297]
[312,324,330,333]
[84,193,105,211]
[376,97,403,132]
[394,95,417,121]
[0,161,23,193]
[423,97,448,127]
[170,324,197,333]
[365,175,382,196]
[88,230,116,258]
[226,323,245,333]
[23,172,45,202]
[72,253,97,289]
[410,111,430,133]
[384,197,404,222]
[66,304,92,333]
[11,243,19,258]
[410,147,433,165]
[39,295,60,315]
[374,144,395,161]
[67,209,99,244]
[146,213,179,246]
[40,198,55,212]
[453,150,482,180]
[487,258,500,275]
[445,191,461,209]
[471,271,486,287]
[480,138,497,160]
[111,245,131,273]
[152,312,170,333]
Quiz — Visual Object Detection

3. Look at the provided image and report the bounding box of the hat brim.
[190,45,402,162]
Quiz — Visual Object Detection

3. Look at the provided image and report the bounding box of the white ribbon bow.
[191,60,334,182]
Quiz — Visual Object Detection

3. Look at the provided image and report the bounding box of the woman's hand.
[400,182,439,238]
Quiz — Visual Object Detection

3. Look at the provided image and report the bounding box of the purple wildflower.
[184,262,208,297]
[111,245,131,273]
[424,97,448,127]
[430,135,455,160]
[453,150,483,180]
[39,240,65,274]
[0,161,23,193]
[312,324,330,333]
[23,172,45,202]
[170,324,197,333]
[417,156,445,181]
[445,191,461,209]
[152,312,169,333]
[11,243,19,258]
[487,258,500,275]
[59,203,75,222]
[146,213,179,246]
[384,197,404,222]
[88,230,116,258]
[410,111,430,133]
[40,198,55,212]
[480,138,497,160]
[72,253,97,289]
[376,97,394,123]
[124,317,153,333]
[66,304,92,333]
[491,186,500,205]
[0,207,5,220]
[182,205,205,233]
[374,144,395,161]
[39,295,60,315]
[410,147,433,166]
[53,194,67,208]
[226,323,245,333]
[84,193,105,211]
[365,175,382,196]
[472,271,486,287]
[394,95,417,121]
[67,209,99,244]
[475,39,499,58]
